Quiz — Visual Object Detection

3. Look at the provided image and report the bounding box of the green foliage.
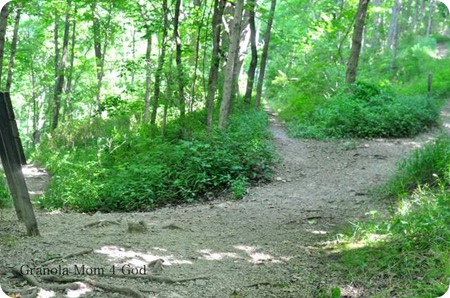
[0,174,11,208]
[33,110,275,212]
[287,82,440,139]
[381,135,450,198]
[333,136,450,297]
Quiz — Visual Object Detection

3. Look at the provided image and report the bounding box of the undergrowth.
[329,135,450,297]
[32,109,275,212]
[286,82,440,139]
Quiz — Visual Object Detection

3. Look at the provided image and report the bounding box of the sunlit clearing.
[234,245,282,264]
[198,249,242,261]
[37,288,55,298]
[66,282,92,298]
[96,246,192,266]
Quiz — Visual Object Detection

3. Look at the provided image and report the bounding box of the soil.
[0,104,449,298]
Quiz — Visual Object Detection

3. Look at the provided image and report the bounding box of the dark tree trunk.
[206,0,225,134]
[52,0,72,130]
[6,6,21,92]
[150,0,169,138]
[345,0,370,84]
[244,0,258,106]
[255,0,277,109]
[0,4,10,88]
[174,0,186,137]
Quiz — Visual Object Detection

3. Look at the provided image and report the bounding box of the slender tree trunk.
[219,0,244,129]
[244,0,258,106]
[387,0,401,50]
[150,0,169,138]
[143,33,152,123]
[190,0,206,113]
[425,0,435,37]
[52,0,72,130]
[54,11,59,80]
[206,0,225,134]
[5,6,21,92]
[0,4,10,88]
[345,0,370,84]
[255,0,277,109]
[64,5,77,121]
[174,0,186,137]
[91,2,112,110]
[138,4,152,124]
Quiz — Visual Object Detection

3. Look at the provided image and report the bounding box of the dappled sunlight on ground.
[66,282,92,298]
[234,245,283,264]
[198,249,242,261]
[95,246,193,266]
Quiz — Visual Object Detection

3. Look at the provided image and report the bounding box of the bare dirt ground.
[1,104,449,298]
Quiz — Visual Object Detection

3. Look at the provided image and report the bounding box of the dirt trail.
[0,106,448,297]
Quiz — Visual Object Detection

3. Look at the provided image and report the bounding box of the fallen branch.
[99,272,209,284]
[40,248,93,267]
[84,220,121,228]
[87,279,146,298]
[12,265,80,291]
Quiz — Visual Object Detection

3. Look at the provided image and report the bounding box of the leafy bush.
[287,82,440,139]
[33,109,275,212]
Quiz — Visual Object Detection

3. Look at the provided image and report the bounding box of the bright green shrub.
[0,174,10,208]
[33,109,275,212]
[287,82,440,139]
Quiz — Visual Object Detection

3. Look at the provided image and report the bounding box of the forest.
[0,0,449,297]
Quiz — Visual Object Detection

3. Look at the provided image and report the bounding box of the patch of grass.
[380,135,450,198]
[33,109,275,212]
[327,136,450,297]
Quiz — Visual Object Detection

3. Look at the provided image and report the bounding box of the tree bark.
[206,0,225,134]
[138,4,152,124]
[0,3,10,88]
[52,0,72,130]
[174,0,186,137]
[219,0,244,129]
[255,0,276,109]
[387,0,401,50]
[64,5,77,121]
[244,0,258,106]
[150,0,169,138]
[425,0,435,37]
[5,6,21,92]
[345,0,370,84]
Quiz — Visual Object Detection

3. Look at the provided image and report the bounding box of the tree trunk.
[5,6,21,92]
[150,0,169,138]
[0,4,10,88]
[206,0,225,135]
[387,0,401,50]
[425,0,435,37]
[64,5,77,121]
[255,0,277,109]
[52,0,72,130]
[345,0,370,84]
[143,33,152,123]
[219,0,244,129]
[174,0,186,137]
[244,0,258,106]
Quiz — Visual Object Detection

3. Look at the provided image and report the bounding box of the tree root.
[39,248,93,267]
